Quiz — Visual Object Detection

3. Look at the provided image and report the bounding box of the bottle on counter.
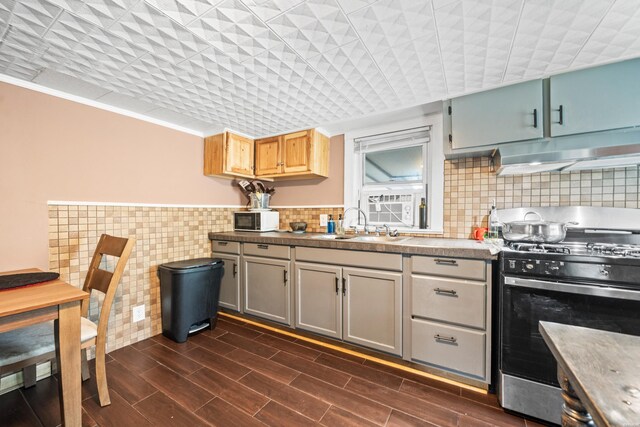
[336,214,344,235]
[327,214,336,234]
[488,202,500,240]
[418,198,427,229]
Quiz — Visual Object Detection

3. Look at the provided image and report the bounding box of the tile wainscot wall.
[47,158,640,356]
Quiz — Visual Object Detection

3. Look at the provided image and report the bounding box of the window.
[344,115,444,233]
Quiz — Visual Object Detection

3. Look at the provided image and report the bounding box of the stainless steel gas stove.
[497,207,640,425]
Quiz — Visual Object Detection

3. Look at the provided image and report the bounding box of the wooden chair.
[0,234,134,407]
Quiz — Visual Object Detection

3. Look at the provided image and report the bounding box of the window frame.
[344,114,444,234]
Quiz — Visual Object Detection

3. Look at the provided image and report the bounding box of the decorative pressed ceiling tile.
[1,0,640,136]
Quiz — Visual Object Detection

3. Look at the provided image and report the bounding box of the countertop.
[539,322,640,427]
[208,231,500,260]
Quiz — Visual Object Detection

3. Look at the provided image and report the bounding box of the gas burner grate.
[586,243,640,258]
[508,243,572,254]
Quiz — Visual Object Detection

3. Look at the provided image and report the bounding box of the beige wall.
[0,83,344,271]
[271,134,344,206]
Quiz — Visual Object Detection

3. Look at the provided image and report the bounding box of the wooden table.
[0,269,88,427]
[540,321,640,427]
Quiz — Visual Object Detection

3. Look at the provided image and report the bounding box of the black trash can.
[157,258,223,343]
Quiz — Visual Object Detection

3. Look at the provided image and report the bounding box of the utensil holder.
[250,193,271,209]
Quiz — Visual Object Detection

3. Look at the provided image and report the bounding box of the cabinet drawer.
[411,319,486,379]
[412,256,485,281]
[243,243,290,259]
[412,276,486,329]
[212,240,240,254]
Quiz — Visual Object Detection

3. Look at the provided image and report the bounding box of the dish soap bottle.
[419,198,427,229]
[327,214,336,234]
[336,214,344,235]
[488,202,499,240]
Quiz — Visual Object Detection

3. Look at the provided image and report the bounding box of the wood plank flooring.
[0,317,549,427]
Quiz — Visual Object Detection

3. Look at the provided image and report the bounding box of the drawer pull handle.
[434,259,457,266]
[257,244,269,249]
[219,241,228,246]
[434,334,457,344]
[233,263,237,278]
[434,288,457,296]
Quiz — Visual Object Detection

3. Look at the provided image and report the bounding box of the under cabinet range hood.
[492,127,640,175]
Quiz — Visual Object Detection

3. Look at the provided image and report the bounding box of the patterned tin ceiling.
[1,0,639,136]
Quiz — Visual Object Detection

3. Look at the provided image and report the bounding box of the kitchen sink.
[311,234,354,240]
[351,235,411,243]
[311,234,410,243]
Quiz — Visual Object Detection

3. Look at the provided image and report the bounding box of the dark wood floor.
[0,317,547,427]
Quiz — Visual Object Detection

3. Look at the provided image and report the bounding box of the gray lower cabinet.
[343,267,402,355]
[212,240,242,312]
[218,254,241,311]
[242,255,291,325]
[294,261,402,356]
[407,255,491,383]
[295,262,342,339]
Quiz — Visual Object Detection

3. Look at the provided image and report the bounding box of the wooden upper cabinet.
[205,129,329,180]
[204,131,254,179]
[282,130,311,173]
[256,129,329,179]
[255,136,281,176]
[226,132,254,176]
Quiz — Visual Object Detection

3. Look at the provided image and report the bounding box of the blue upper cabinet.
[550,59,640,137]
[450,80,544,150]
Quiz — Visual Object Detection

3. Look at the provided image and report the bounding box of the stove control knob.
[548,265,560,271]
[525,263,534,270]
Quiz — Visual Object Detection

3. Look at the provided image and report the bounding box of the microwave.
[234,211,280,232]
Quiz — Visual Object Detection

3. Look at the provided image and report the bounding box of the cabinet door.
[255,136,281,176]
[217,254,240,311]
[295,262,342,339]
[343,267,402,356]
[225,132,254,176]
[281,130,311,173]
[242,256,290,325]
[450,80,543,149]
[550,58,640,136]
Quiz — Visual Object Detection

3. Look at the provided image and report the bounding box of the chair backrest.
[81,234,135,343]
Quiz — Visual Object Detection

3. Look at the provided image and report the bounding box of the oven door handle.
[504,276,640,301]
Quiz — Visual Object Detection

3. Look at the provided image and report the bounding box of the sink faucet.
[382,224,399,237]
[343,207,369,235]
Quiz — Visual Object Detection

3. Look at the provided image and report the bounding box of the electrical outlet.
[132,304,145,323]
[319,214,328,227]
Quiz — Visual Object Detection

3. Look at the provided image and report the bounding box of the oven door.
[500,276,640,386]
[234,213,259,231]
